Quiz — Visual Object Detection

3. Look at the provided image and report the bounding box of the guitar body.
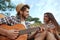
[0,24,27,40]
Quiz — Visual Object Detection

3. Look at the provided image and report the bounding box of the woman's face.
[44,14,49,22]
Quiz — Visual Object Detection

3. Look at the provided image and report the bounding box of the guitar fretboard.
[19,27,40,35]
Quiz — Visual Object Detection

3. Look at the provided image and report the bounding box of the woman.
[35,12,60,40]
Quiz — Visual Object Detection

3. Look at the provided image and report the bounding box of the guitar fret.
[19,27,40,35]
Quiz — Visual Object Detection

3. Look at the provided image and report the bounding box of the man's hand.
[6,29,19,39]
[37,27,45,33]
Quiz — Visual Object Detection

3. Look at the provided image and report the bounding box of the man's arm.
[27,26,45,39]
[0,28,8,36]
[27,31,38,40]
[0,27,19,39]
[0,17,19,39]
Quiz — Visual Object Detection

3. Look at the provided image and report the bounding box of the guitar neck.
[19,27,40,35]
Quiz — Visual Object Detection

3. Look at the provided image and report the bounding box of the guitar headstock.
[0,13,6,18]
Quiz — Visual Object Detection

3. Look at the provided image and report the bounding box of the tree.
[0,0,15,11]
[26,16,41,24]
[26,16,32,21]
[0,0,15,16]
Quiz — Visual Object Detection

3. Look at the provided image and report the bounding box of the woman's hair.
[44,12,59,31]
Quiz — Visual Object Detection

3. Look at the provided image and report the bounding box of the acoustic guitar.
[0,24,40,40]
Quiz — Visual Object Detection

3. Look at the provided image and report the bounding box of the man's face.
[22,8,29,19]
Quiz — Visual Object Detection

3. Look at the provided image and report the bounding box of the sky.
[2,0,60,24]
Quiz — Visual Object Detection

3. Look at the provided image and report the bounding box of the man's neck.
[20,18,25,22]
[19,15,26,22]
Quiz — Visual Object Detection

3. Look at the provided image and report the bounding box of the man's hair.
[20,5,30,11]
[17,5,30,15]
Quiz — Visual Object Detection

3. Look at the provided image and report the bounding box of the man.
[0,3,30,40]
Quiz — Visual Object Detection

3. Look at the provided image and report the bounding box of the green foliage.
[0,0,15,11]
[30,22,42,28]
[26,16,32,21]
[5,0,10,2]
[26,16,41,24]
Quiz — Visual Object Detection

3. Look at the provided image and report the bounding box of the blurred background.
[0,0,60,27]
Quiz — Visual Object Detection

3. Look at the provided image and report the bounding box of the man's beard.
[22,15,27,20]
